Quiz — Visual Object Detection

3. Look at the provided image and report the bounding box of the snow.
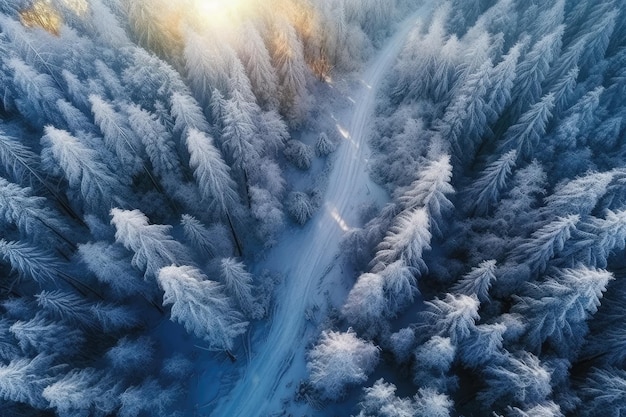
[199,5,435,417]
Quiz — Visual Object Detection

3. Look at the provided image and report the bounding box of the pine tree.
[509,27,563,117]
[236,22,279,110]
[397,155,454,236]
[551,86,604,149]
[186,129,239,214]
[0,354,55,409]
[41,126,131,214]
[126,104,183,185]
[564,209,626,268]
[6,58,64,129]
[444,60,495,160]
[271,20,309,127]
[452,260,497,302]
[286,191,314,225]
[466,150,517,216]
[512,266,612,356]
[458,323,506,368]
[380,260,418,314]
[500,93,555,159]
[105,336,154,374]
[180,214,218,259]
[78,241,148,297]
[110,208,190,280]
[170,92,210,142]
[35,290,94,329]
[342,273,386,334]
[0,177,69,245]
[419,294,480,345]
[89,95,144,177]
[221,90,261,174]
[10,315,84,355]
[118,377,181,417]
[542,171,614,217]
[578,367,626,417]
[0,239,74,288]
[487,42,523,120]
[547,66,579,115]
[219,258,263,320]
[307,329,379,400]
[413,336,457,391]
[372,208,432,272]
[478,352,552,409]
[157,265,248,351]
[509,214,579,275]
[43,368,119,417]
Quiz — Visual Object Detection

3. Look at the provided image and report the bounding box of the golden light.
[19,0,62,36]
[188,0,254,31]
[59,0,89,16]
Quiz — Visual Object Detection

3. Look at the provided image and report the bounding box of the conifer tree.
[110,208,190,280]
[466,150,517,216]
[157,265,248,352]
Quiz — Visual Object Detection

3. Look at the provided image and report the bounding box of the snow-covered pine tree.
[219,258,263,320]
[307,329,379,401]
[499,93,555,159]
[110,208,190,280]
[511,266,612,356]
[397,155,454,237]
[157,265,248,351]
[466,150,517,216]
[372,207,432,272]
[41,126,132,214]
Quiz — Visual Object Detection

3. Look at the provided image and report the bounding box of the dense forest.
[309,0,626,416]
[0,0,407,415]
[1,0,626,416]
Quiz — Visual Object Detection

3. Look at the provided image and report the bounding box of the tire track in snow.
[209,7,431,417]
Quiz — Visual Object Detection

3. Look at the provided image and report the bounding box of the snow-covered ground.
[202,5,434,417]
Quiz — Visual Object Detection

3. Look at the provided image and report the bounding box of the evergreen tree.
[500,93,555,159]
[418,293,480,345]
[0,177,68,245]
[487,42,523,120]
[509,214,579,275]
[452,260,497,302]
[307,329,379,401]
[43,368,119,417]
[372,208,432,272]
[342,273,386,334]
[219,258,263,320]
[509,27,563,117]
[89,95,143,177]
[186,128,239,214]
[380,260,418,314]
[397,155,454,236]
[110,208,190,280]
[512,266,612,356]
[118,378,181,417]
[466,150,517,216]
[578,367,626,417]
[10,315,84,356]
[478,352,552,410]
[157,265,248,351]
[41,126,131,214]
[0,354,55,409]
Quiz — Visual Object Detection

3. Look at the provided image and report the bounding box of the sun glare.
[189,0,253,30]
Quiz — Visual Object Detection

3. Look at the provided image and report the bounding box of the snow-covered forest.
[0,0,625,416]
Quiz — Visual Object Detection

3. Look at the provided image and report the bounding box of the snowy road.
[209,7,431,417]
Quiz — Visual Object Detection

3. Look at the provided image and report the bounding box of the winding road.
[209,6,432,417]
